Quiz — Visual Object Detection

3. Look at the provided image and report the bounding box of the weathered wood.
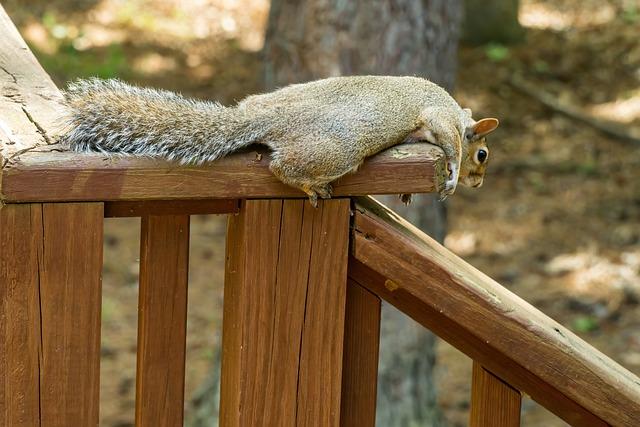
[0,5,63,167]
[1,144,446,202]
[339,279,381,427]
[470,362,521,427]
[38,203,103,426]
[220,198,350,426]
[105,199,239,217]
[0,204,42,427]
[135,215,190,427]
[350,196,640,427]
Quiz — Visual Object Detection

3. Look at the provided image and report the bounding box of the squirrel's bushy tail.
[61,79,261,164]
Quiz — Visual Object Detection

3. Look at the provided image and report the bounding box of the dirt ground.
[5,0,640,425]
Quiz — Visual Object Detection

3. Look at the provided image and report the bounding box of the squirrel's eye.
[476,149,488,163]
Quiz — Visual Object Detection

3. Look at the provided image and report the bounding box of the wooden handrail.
[1,144,446,202]
[349,196,640,427]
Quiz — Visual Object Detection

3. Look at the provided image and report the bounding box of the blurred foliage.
[484,43,511,62]
[25,11,129,81]
[622,4,639,23]
[35,42,129,81]
[572,315,600,333]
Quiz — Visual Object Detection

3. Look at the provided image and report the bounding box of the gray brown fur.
[62,76,496,204]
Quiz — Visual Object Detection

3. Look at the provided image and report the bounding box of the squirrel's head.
[459,113,499,188]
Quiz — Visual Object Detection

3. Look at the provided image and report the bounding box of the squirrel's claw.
[439,177,457,201]
[400,194,412,205]
[308,192,319,208]
[315,184,333,199]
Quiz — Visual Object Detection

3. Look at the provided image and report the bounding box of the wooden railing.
[2,6,640,426]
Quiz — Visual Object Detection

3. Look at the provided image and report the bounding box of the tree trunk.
[462,0,524,45]
[264,1,462,426]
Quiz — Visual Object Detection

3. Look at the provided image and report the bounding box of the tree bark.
[264,1,462,426]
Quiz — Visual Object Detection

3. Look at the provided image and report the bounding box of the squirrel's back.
[238,75,465,156]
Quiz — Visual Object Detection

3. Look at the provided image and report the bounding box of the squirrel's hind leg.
[312,183,333,199]
[297,183,332,208]
[269,158,323,207]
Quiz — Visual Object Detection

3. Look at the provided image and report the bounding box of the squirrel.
[61,76,499,205]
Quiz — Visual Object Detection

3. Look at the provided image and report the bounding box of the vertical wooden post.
[1,203,103,426]
[135,215,190,427]
[340,279,381,427]
[1,204,42,427]
[38,203,104,426]
[470,361,522,427]
[220,198,351,427]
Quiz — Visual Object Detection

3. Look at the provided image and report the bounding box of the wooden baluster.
[135,215,190,427]
[220,198,351,427]
[470,361,522,427]
[1,203,103,426]
[340,279,381,427]
[1,204,44,427]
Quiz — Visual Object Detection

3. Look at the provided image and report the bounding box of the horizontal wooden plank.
[1,144,446,202]
[104,199,239,217]
[350,196,640,427]
[0,5,63,166]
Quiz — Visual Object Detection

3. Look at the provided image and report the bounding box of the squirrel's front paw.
[439,179,457,201]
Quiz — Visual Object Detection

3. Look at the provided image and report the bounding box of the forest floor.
[5,0,640,426]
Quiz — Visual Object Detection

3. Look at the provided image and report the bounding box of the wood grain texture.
[296,198,350,427]
[339,279,381,427]
[350,196,640,427]
[219,198,350,427]
[220,199,288,427]
[104,199,238,217]
[0,204,42,427]
[1,144,446,202]
[39,203,103,427]
[0,5,63,166]
[135,215,190,427]
[470,362,521,427]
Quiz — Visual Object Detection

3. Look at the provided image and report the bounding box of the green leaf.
[485,43,510,62]
[623,6,639,23]
[572,316,599,333]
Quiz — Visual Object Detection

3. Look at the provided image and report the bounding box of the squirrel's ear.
[472,118,499,137]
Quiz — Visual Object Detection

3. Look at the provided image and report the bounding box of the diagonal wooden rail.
[349,196,640,427]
